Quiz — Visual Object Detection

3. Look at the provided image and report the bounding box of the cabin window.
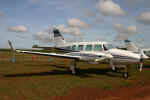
[72,45,76,51]
[78,45,84,51]
[85,45,92,51]
[94,44,103,51]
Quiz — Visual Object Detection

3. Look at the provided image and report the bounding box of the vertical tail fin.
[53,28,65,47]
[8,40,15,51]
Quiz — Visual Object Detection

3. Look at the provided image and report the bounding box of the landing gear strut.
[137,63,143,72]
[109,59,116,72]
[122,66,129,79]
[70,59,77,75]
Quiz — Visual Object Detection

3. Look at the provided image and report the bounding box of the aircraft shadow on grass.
[3,64,123,78]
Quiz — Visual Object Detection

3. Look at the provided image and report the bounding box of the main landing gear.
[112,66,129,79]
[70,59,77,75]
[110,60,129,79]
[122,66,129,79]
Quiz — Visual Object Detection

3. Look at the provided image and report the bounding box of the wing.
[16,50,110,62]
[8,40,112,62]
[16,50,80,60]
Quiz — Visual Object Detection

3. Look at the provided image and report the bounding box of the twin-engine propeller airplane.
[8,28,149,79]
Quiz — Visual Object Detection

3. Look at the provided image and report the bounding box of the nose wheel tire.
[122,72,129,79]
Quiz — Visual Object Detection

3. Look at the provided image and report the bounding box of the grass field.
[0,50,150,100]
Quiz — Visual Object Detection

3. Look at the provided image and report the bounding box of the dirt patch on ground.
[51,81,150,100]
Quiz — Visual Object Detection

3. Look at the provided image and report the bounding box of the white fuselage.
[58,41,142,64]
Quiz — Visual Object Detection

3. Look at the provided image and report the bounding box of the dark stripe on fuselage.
[69,52,100,58]
[112,55,139,60]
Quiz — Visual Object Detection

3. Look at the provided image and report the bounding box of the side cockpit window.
[103,44,114,51]
[94,44,103,51]
[85,44,92,51]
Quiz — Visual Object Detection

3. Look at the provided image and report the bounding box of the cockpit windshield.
[103,44,114,51]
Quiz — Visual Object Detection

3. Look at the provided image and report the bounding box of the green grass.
[0,51,150,100]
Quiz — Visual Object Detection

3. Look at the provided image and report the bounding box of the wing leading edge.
[16,50,80,60]
[8,40,112,62]
[16,50,111,62]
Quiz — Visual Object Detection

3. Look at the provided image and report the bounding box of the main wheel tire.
[123,72,129,79]
[137,65,140,70]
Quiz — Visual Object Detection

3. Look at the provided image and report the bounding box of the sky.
[0,0,150,48]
